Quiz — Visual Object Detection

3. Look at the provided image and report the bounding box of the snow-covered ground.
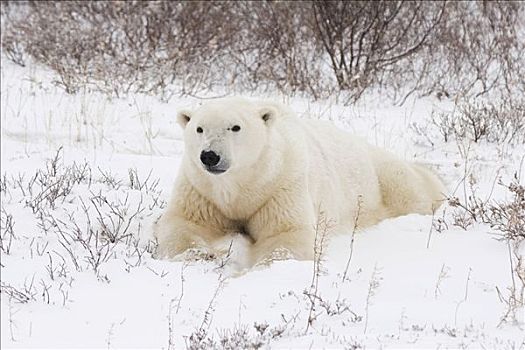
[1,58,524,349]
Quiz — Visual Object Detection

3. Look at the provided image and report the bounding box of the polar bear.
[155,97,445,266]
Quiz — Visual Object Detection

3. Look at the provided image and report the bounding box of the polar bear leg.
[376,159,445,216]
[246,189,316,266]
[154,214,225,259]
[249,227,315,266]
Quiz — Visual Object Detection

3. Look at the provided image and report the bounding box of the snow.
[1,58,524,349]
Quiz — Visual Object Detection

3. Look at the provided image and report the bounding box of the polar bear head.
[177,97,279,176]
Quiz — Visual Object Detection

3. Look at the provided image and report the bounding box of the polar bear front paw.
[252,247,295,268]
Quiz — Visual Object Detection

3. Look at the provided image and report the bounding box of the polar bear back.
[277,117,385,227]
[278,116,444,227]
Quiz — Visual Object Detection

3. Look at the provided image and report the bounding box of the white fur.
[155,97,446,266]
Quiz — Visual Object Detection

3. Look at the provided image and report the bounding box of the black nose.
[200,151,220,167]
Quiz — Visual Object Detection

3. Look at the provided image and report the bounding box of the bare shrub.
[128,168,160,193]
[1,0,29,67]
[430,110,458,144]
[23,147,92,213]
[0,279,37,304]
[0,174,8,194]
[434,264,450,300]
[4,148,164,277]
[98,168,122,190]
[1,1,242,98]
[421,2,525,101]
[2,1,524,104]
[305,210,332,331]
[184,277,226,350]
[487,175,525,243]
[446,171,525,326]
[231,2,329,99]
[185,318,294,350]
[447,170,524,244]
[48,190,153,276]
[432,98,525,144]
[0,207,16,254]
[489,174,524,327]
[342,195,362,281]
[496,242,525,327]
[310,1,445,102]
[303,210,362,332]
[363,264,382,334]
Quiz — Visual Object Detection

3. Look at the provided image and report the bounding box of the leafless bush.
[185,318,294,350]
[434,264,450,299]
[0,173,8,194]
[363,264,382,334]
[0,279,37,304]
[420,2,525,101]
[303,210,362,332]
[3,1,523,105]
[47,190,150,275]
[430,110,457,144]
[486,175,525,243]
[496,242,525,327]
[1,0,27,67]
[4,147,165,276]
[305,210,332,331]
[98,168,122,190]
[342,195,362,281]
[0,207,16,254]
[1,1,242,98]
[491,174,524,327]
[447,172,488,231]
[185,276,226,350]
[24,147,92,213]
[454,268,472,328]
[310,1,445,102]
[128,168,160,193]
[448,172,524,239]
[231,2,330,99]
[446,170,525,326]
[432,98,525,144]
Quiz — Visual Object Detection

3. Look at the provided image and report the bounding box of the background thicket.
[2,1,524,105]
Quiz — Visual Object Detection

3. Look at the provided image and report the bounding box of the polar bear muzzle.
[200,150,228,174]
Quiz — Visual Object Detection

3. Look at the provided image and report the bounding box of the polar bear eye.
[231,125,241,132]
[196,127,203,133]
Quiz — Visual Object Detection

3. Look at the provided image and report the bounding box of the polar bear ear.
[176,109,192,129]
[259,106,279,126]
